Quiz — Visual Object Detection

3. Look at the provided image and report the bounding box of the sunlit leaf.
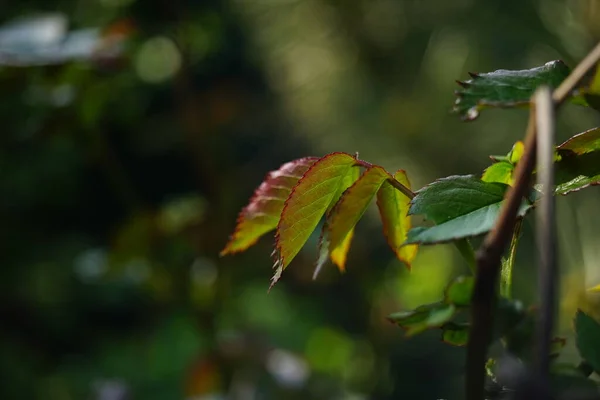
[221,157,317,256]
[387,302,456,337]
[273,153,358,285]
[442,323,469,346]
[484,141,524,185]
[405,175,535,245]
[509,141,525,163]
[445,276,473,306]
[482,161,514,185]
[453,60,571,121]
[313,166,361,277]
[328,167,389,263]
[376,169,417,267]
[575,310,600,374]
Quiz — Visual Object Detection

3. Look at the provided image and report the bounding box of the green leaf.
[273,152,358,285]
[483,141,524,185]
[405,175,535,245]
[328,167,389,256]
[583,64,600,112]
[313,166,384,277]
[445,276,474,306]
[454,60,572,121]
[221,157,318,255]
[550,363,599,396]
[376,169,417,267]
[442,322,469,346]
[555,148,600,195]
[575,310,600,374]
[482,161,514,185]
[387,302,456,337]
[319,165,361,272]
[557,127,600,155]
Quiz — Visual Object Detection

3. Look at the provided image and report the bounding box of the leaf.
[484,141,524,185]
[445,276,474,306]
[273,152,358,285]
[454,60,572,120]
[442,322,469,346]
[482,161,514,185]
[313,166,361,277]
[405,175,535,245]
[376,169,417,267]
[583,64,600,112]
[575,309,600,374]
[221,157,318,255]
[555,148,600,195]
[387,302,456,337]
[557,127,600,155]
[328,167,390,259]
[550,364,599,396]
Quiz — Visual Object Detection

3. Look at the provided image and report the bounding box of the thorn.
[468,72,480,79]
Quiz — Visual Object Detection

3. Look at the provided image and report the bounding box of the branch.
[465,41,600,400]
[534,86,556,381]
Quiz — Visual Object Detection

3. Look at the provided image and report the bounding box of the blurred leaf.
[376,169,418,267]
[405,175,534,245]
[550,363,599,396]
[221,157,317,256]
[0,14,128,66]
[555,149,600,195]
[273,153,358,285]
[442,323,469,346]
[583,64,600,112]
[550,337,567,358]
[453,60,572,121]
[575,310,600,374]
[387,302,456,337]
[557,127,600,155]
[444,276,473,306]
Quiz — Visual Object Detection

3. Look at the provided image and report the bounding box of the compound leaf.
[273,152,358,285]
[454,60,572,121]
[221,157,317,255]
[405,175,535,245]
[377,169,417,267]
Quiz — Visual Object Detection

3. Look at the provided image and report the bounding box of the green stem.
[500,218,522,299]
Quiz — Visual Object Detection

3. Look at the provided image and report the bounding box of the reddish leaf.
[376,170,417,267]
[221,157,317,256]
[273,152,358,285]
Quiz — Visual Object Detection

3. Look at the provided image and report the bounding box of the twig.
[534,86,556,381]
[465,41,600,400]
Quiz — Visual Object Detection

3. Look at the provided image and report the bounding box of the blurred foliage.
[1,0,600,399]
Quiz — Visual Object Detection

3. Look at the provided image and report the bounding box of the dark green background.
[1,0,599,399]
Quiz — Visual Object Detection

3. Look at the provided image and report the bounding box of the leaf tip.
[468,71,480,79]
